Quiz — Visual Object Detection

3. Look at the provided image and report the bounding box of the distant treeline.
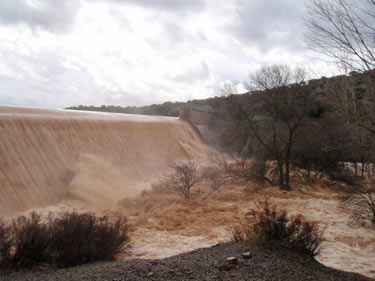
[66,98,220,117]
[66,71,367,118]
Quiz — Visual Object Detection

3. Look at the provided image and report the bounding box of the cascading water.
[0,106,206,215]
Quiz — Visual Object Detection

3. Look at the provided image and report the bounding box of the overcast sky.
[0,0,339,109]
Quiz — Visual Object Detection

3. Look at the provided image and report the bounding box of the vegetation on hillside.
[66,99,218,117]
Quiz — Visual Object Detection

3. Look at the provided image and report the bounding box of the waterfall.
[0,106,206,215]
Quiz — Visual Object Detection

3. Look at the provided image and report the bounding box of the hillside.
[66,70,373,118]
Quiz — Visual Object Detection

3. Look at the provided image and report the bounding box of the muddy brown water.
[0,106,207,215]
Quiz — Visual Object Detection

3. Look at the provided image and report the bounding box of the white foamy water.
[126,228,225,259]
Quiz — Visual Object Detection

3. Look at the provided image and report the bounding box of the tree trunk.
[368,163,372,178]
[277,160,285,189]
[185,186,190,199]
[361,156,365,179]
[285,158,291,191]
[307,167,311,182]
[284,146,292,191]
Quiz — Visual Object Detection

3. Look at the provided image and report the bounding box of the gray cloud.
[109,9,134,32]
[103,0,205,12]
[0,0,80,32]
[104,89,159,107]
[0,0,203,34]
[163,21,187,44]
[146,21,205,56]
[0,44,170,108]
[0,0,334,109]
[168,60,210,83]
[230,0,306,53]
[0,66,128,109]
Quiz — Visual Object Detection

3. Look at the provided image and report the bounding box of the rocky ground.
[1,242,372,281]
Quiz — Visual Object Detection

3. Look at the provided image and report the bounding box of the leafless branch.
[164,161,203,199]
[305,0,375,71]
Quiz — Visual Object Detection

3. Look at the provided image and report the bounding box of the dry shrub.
[228,158,253,181]
[309,176,328,188]
[233,201,324,257]
[343,184,375,227]
[201,166,227,199]
[242,182,265,195]
[121,192,241,235]
[47,212,128,268]
[164,161,203,199]
[248,160,267,183]
[0,211,129,269]
[11,212,50,268]
[161,160,229,200]
[231,225,248,242]
[207,151,231,172]
[120,195,180,217]
[146,182,175,196]
[0,219,12,267]
[329,170,361,186]
[225,158,277,187]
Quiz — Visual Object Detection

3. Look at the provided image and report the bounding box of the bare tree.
[316,69,375,141]
[201,166,227,200]
[245,64,307,91]
[305,0,375,72]
[165,161,202,199]
[225,65,312,190]
[305,0,375,158]
[344,183,375,226]
[218,81,239,97]
[207,151,231,172]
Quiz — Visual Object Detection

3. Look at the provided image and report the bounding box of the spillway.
[0,106,206,215]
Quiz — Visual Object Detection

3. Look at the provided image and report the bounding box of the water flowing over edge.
[0,106,207,215]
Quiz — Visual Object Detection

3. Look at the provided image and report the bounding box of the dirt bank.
[1,242,372,281]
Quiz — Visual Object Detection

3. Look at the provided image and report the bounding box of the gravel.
[0,242,372,281]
